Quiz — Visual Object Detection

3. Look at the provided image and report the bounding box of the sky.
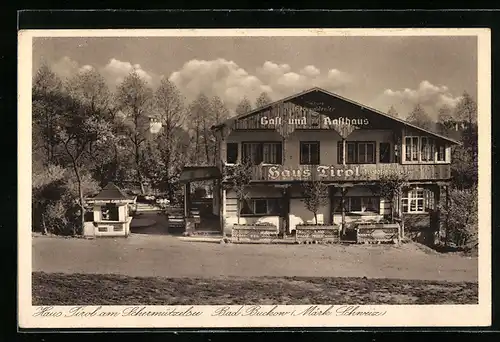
[32,35,478,119]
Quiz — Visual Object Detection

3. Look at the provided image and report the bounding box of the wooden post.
[444,184,450,247]
[342,138,346,165]
[329,186,334,225]
[396,191,404,240]
[281,186,290,237]
[341,187,347,235]
[434,184,441,245]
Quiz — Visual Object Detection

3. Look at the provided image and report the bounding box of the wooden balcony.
[225,163,451,183]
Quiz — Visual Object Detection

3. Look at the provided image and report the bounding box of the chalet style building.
[180,87,460,241]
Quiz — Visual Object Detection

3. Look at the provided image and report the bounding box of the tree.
[406,104,433,130]
[387,105,399,118]
[255,92,272,108]
[32,164,66,235]
[149,78,188,196]
[32,64,64,166]
[451,145,478,189]
[300,179,329,225]
[455,92,478,151]
[440,188,478,250]
[450,92,478,189]
[455,91,477,124]
[187,94,213,165]
[115,70,153,194]
[56,90,113,235]
[235,97,253,116]
[141,127,190,202]
[224,162,253,224]
[66,68,117,187]
[437,105,454,136]
[210,96,230,163]
[376,172,410,223]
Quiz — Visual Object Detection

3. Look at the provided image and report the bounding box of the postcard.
[18,28,491,329]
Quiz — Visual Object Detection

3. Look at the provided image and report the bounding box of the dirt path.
[32,234,478,282]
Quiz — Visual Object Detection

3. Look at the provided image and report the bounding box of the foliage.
[440,188,478,249]
[376,172,409,221]
[255,92,272,108]
[406,104,433,130]
[451,145,478,189]
[32,164,99,235]
[300,179,329,225]
[235,97,253,115]
[387,105,399,118]
[114,70,154,194]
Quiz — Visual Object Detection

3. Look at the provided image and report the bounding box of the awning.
[178,166,222,183]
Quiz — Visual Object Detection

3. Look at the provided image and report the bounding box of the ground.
[31,211,479,305]
[33,233,477,282]
[32,216,478,305]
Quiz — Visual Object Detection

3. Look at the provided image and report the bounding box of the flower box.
[231,223,278,244]
[295,224,341,244]
[356,223,400,244]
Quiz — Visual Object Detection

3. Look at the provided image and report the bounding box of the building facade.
[192,88,459,239]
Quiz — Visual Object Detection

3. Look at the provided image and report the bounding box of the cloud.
[383,80,463,111]
[169,58,272,110]
[50,56,81,79]
[300,65,320,77]
[169,59,351,111]
[48,56,351,112]
[49,56,159,87]
[101,58,156,86]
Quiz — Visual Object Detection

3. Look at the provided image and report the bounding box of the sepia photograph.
[18,28,491,328]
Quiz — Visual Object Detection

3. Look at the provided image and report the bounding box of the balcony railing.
[225,163,451,182]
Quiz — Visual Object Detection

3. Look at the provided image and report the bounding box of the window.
[405,136,420,162]
[379,142,391,163]
[300,141,320,165]
[101,204,119,221]
[347,142,357,163]
[242,142,282,165]
[436,142,446,162]
[420,137,435,162]
[242,142,263,165]
[333,197,380,214]
[226,143,238,164]
[405,136,446,162]
[262,142,283,164]
[337,141,375,164]
[358,142,375,163]
[240,198,281,216]
[401,187,435,213]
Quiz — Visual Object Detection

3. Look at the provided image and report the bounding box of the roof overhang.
[179,166,222,183]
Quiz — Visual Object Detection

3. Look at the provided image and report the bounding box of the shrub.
[32,164,100,235]
[441,187,478,249]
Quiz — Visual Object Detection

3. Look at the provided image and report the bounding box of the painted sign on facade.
[260,116,369,127]
[262,164,427,182]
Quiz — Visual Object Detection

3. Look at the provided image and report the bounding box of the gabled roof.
[92,182,134,201]
[213,87,461,145]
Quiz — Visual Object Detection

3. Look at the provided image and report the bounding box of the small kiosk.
[84,182,137,238]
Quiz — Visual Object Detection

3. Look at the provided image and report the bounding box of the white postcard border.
[18,28,492,329]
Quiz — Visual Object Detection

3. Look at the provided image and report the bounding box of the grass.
[32,272,478,305]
